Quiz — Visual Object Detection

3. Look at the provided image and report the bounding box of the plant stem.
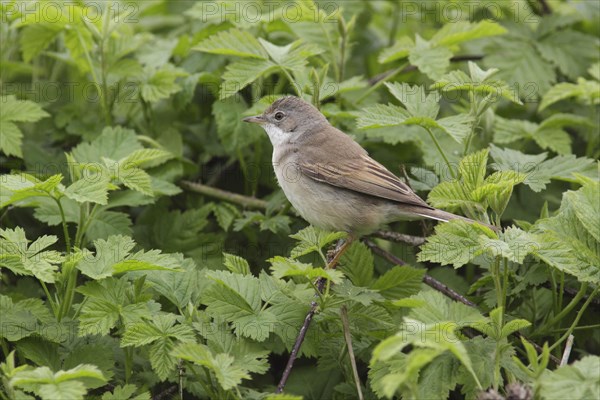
[40,281,58,317]
[547,288,598,353]
[281,67,302,97]
[542,282,589,333]
[124,347,133,383]
[424,126,457,179]
[54,198,71,253]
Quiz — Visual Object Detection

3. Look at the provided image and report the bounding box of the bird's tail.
[415,207,499,232]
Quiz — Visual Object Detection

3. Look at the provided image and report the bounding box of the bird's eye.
[274,111,285,121]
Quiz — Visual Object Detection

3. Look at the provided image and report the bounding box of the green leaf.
[70,126,142,164]
[140,65,188,103]
[1,174,63,208]
[540,79,600,110]
[269,256,344,284]
[122,314,195,380]
[339,241,374,287]
[372,266,424,299]
[102,385,150,400]
[10,364,106,400]
[431,20,507,47]
[220,59,278,99]
[0,228,62,283]
[568,182,600,242]
[86,211,133,242]
[172,343,250,390]
[223,253,251,275]
[501,318,531,338]
[536,30,600,79]
[533,183,600,284]
[355,103,410,129]
[385,82,439,118]
[485,36,556,97]
[213,95,262,153]
[418,220,485,268]
[194,29,267,59]
[76,235,135,280]
[0,95,49,157]
[408,36,453,80]
[539,356,600,400]
[289,226,346,258]
[119,148,173,169]
[63,172,110,205]
[378,36,414,63]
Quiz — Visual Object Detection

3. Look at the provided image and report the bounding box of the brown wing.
[297,151,432,209]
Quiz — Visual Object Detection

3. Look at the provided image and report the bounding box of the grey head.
[242,96,328,146]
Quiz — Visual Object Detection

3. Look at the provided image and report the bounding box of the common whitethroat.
[243,96,495,238]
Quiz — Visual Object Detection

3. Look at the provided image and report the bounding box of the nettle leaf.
[355,103,410,129]
[1,173,63,208]
[371,266,424,300]
[378,36,415,63]
[63,171,110,205]
[223,253,251,275]
[536,29,599,80]
[122,314,195,381]
[10,364,106,400]
[0,295,53,341]
[540,78,600,110]
[289,226,346,258]
[418,220,497,268]
[269,256,344,284]
[77,277,160,336]
[101,384,150,400]
[432,62,521,104]
[86,211,133,243]
[140,65,188,103]
[172,343,250,391]
[194,29,267,59]
[339,241,374,287]
[385,82,439,119]
[539,356,600,400]
[0,95,49,157]
[203,270,276,341]
[408,35,453,81]
[533,182,600,284]
[489,144,596,192]
[0,227,62,283]
[430,20,507,47]
[220,58,279,99]
[70,126,142,164]
[213,95,262,154]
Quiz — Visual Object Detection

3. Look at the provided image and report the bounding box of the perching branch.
[180,180,268,209]
[371,230,426,246]
[276,239,350,394]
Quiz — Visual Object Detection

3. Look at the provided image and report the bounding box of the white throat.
[262,123,288,147]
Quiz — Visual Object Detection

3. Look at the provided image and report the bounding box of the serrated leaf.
[385,82,439,118]
[431,20,507,47]
[408,37,453,80]
[378,36,415,63]
[223,253,251,275]
[269,256,344,284]
[289,226,346,258]
[372,266,424,299]
[70,126,142,164]
[63,172,110,205]
[0,95,49,157]
[339,241,374,287]
[540,79,600,110]
[194,29,267,59]
[119,149,173,169]
[418,220,484,268]
[220,58,278,99]
[536,30,600,79]
[539,356,600,400]
[355,103,410,129]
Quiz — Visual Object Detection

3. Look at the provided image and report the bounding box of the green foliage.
[1,1,598,399]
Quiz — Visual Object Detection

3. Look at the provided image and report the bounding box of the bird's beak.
[242,115,265,124]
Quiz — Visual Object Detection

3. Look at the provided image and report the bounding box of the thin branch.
[180,180,268,209]
[364,239,562,365]
[560,335,575,366]
[276,239,349,394]
[370,230,426,247]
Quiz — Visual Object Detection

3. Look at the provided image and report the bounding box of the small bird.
[243,96,493,239]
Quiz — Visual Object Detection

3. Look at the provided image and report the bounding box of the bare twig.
[341,306,364,400]
[180,180,268,209]
[371,230,426,246]
[560,335,575,366]
[276,239,349,394]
